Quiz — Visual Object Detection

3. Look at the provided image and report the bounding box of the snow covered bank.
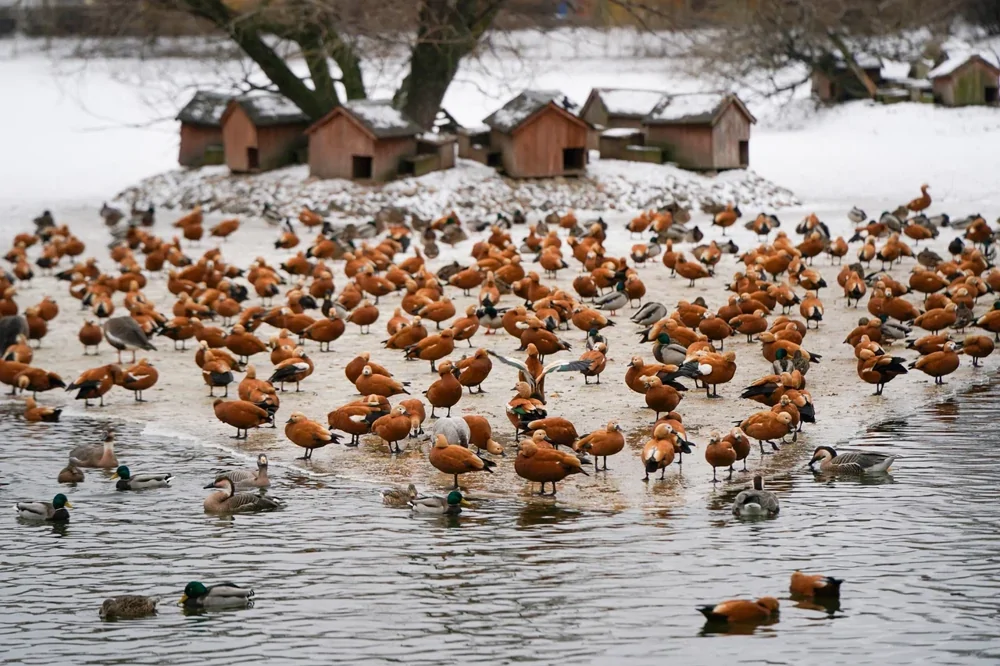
[116,159,798,220]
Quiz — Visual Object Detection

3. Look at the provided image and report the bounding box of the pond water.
[2,379,999,666]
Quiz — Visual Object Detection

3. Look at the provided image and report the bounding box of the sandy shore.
[4,200,994,509]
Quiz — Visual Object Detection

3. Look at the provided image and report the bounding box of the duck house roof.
[223,94,310,127]
[484,90,582,133]
[644,93,755,126]
[176,91,231,127]
[306,99,422,139]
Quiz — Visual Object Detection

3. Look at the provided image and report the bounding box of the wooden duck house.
[929,54,1000,106]
[176,91,230,167]
[482,90,590,178]
[306,100,454,182]
[641,93,755,171]
[220,94,310,173]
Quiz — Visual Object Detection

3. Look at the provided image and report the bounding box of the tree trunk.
[828,31,877,98]
[396,0,504,128]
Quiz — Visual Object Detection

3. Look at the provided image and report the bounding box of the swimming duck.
[15,493,71,521]
[381,483,419,507]
[731,475,779,517]
[698,597,779,624]
[112,465,173,491]
[790,571,843,598]
[409,489,469,514]
[203,478,281,514]
[23,396,60,422]
[57,463,85,483]
[69,431,118,468]
[180,581,254,609]
[808,446,895,474]
[212,454,270,490]
[99,595,159,620]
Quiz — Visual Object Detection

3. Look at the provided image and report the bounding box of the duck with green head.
[772,347,794,374]
[112,465,173,491]
[15,493,71,521]
[409,490,469,515]
[179,581,254,609]
[653,333,687,366]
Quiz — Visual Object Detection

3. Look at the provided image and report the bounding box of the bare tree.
[679,0,961,99]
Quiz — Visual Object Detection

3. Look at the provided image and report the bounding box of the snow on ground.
[117,159,797,221]
[4,29,1000,231]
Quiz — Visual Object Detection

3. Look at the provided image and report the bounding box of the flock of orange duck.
[3,184,999,525]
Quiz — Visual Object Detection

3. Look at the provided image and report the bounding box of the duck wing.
[537,359,592,383]
[227,492,281,512]
[486,350,533,387]
[15,501,52,519]
[831,451,893,471]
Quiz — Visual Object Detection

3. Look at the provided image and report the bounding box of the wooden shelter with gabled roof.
[482,90,590,178]
[306,99,454,182]
[929,54,1000,106]
[642,93,755,171]
[220,94,311,173]
[176,90,230,167]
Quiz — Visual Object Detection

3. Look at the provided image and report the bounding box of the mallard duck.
[409,489,469,514]
[808,446,894,474]
[585,328,607,351]
[212,453,270,490]
[57,463,85,483]
[631,301,666,327]
[731,475,779,517]
[99,595,158,620]
[112,465,173,491]
[698,597,779,623]
[381,483,418,507]
[879,315,911,343]
[593,282,629,316]
[653,333,687,366]
[771,347,794,374]
[790,571,843,598]
[180,581,254,609]
[203,478,282,514]
[15,493,71,521]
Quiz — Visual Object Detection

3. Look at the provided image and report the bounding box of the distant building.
[812,55,884,103]
[220,94,310,173]
[305,99,454,181]
[176,91,229,167]
[580,87,667,130]
[929,54,1000,106]
[481,90,590,178]
[580,88,667,150]
[641,93,755,170]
